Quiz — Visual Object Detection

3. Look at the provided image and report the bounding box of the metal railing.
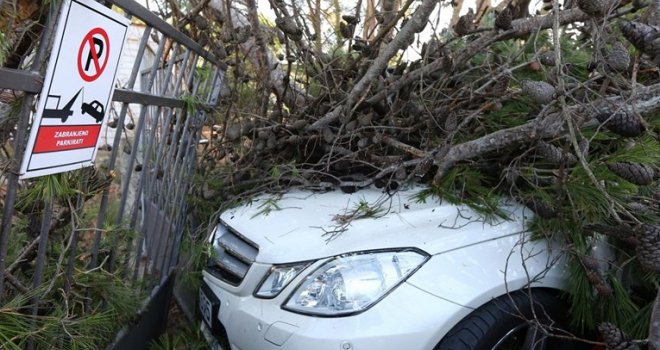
[0,0,224,346]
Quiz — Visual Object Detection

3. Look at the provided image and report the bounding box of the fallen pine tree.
[157,0,660,345]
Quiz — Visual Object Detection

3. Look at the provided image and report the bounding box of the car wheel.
[434,290,582,350]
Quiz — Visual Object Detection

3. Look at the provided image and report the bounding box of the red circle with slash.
[77,27,110,82]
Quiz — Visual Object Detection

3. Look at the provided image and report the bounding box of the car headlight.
[283,250,429,316]
[255,263,311,298]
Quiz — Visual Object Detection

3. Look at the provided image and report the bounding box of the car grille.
[205,222,259,286]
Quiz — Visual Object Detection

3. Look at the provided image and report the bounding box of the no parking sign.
[20,0,128,179]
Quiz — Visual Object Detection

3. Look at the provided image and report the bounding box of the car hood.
[219,186,531,264]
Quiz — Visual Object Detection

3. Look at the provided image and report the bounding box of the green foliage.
[414,166,509,221]
[182,94,203,114]
[0,163,146,350]
[353,198,386,219]
[0,267,142,350]
[603,135,660,164]
[251,197,282,218]
[149,321,208,350]
[0,290,41,349]
[40,309,120,350]
[0,30,9,65]
[565,256,649,338]
[176,228,213,293]
[478,100,534,137]
[17,173,78,209]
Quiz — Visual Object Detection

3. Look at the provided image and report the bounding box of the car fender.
[406,231,571,337]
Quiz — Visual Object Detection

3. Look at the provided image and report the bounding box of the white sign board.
[20,0,129,179]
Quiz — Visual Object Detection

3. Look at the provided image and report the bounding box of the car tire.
[434,289,581,350]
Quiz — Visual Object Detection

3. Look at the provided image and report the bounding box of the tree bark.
[308,0,440,130]
[208,0,309,109]
[364,0,377,39]
[432,82,660,182]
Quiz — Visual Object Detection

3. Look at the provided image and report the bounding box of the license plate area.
[199,282,220,329]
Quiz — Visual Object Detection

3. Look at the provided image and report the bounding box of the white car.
[199,186,597,350]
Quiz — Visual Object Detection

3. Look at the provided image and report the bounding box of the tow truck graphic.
[43,88,105,123]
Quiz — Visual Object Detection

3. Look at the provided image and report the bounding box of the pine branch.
[364,5,647,108]
[308,0,439,130]
[432,82,660,183]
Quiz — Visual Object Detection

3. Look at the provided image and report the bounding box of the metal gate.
[0,0,224,347]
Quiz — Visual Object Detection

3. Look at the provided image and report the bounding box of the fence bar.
[145,50,192,201]
[0,0,226,345]
[139,106,192,282]
[132,90,197,281]
[155,112,202,270]
[31,197,53,292]
[127,43,182,232]
[119,35,172,279]
[0,66,214,110]
[156,67,221,275]
[119,43,180,273]
[106,0,225,68]
[0,68,42,93]
[201,66,220,101]
[0,4,59,296]
[112,89,185,108]
[154,54,200,207]
[89,25,154,270]
[131,55,204,279]
[114,31,167,227]
[27,196,54,350]
[157,60,205,212]
[161,143,197,277]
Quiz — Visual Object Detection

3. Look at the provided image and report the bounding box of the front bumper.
[201,261,468,350]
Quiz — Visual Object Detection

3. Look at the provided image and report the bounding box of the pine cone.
[521,80,556,104]
[577,0,609,17]
[539,51,556,66]
[635,224,660,272]
[491,73,511,94]
[339,21,355,39]
[412,158,434,178]
[342,15,359,25]
[604,42,631,72]
[579,254,600,270]
[454,8,475,36]
[585,269,613,296]
[538,142,577,165]
[275,18,303,41]
[234,25,252,44]
[394,168,407,180]
[444,113,458,131]
[607,162,655,186]
[352,38,370,52]
[597,323,640,350]
[595,112,646,137]
[495,7,513,30]
[620,21,660,63]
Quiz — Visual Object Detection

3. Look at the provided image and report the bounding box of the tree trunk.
[208,0,309,109]
[364,0,377,39]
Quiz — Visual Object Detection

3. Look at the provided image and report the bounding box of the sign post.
[20,0,129,179]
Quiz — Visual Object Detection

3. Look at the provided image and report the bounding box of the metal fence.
[0,0,224,346]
